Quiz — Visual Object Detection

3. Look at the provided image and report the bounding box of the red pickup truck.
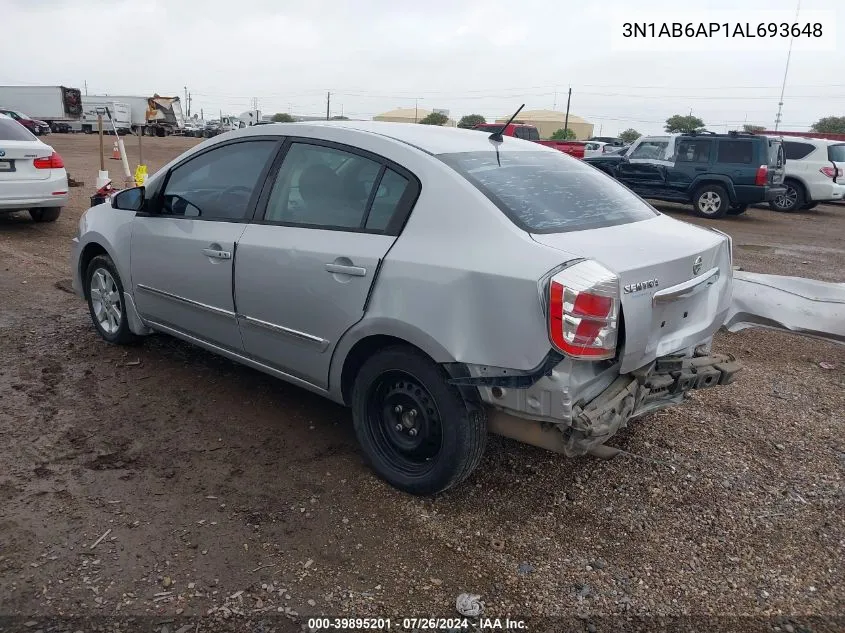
[471,123,587,159]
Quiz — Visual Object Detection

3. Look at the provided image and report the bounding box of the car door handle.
[325,263,367,276]
[202,248,232,260]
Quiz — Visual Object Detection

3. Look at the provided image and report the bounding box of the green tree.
[664,114,705,134]
[457,114,486,129]
[618,128,641,144]
[419,112,449,126]
[811,116,845,134]
[271,112,295,123]
[742,124,766,133]
[550,128,576,140]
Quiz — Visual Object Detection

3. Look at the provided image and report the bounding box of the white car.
[771,137,845,211]
[583,141,608,158]
[0,113,68,222]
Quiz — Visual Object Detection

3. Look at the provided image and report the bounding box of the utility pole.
[415,98,419,123]
[553,90,557,110]
[775,0,801,130]
[563,87,572,138]
[326,91,330,120]
[184,86,188,113]
[84,80,88,96]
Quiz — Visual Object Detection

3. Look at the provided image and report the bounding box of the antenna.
[489,104,525,142]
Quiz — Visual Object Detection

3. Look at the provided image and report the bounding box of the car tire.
[351,345,487,495]
[768,179,805,212]
[692,184,729,219]
[727,204,748,216]
[29,208,61,222]
[802,201,819,211]
[84,255,139,345]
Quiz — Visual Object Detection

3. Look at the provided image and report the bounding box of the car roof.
[773,135,842,145]
[248,120,547,155]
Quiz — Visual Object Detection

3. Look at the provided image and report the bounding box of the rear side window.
[717,140,753,164]
[676,139,711,163]
[828,144,845,162]
[783,141,816,160]
[439,150,657,233]
[0,118,36,141]
[524,127,540,141]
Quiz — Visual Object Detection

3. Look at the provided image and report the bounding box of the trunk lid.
[0,139,53,181]
[532,214,733,372]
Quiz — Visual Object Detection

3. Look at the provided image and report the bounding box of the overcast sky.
[2,0,841,135]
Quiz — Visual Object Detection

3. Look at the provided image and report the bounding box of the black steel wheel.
[351,346,486,495]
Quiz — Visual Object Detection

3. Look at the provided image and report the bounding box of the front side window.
[630,140,669,160]
[717,140,753,164]
[439,150,657,233]
[264,143,384,229]
[161,140,276,220]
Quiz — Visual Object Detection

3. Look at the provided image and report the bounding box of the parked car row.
[585,130,845,218]
[0,108,52,136]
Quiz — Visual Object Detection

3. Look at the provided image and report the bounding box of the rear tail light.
[754,164,769,186]
[547,260,620,360]
[33,151,64,169]
[820,166,843,179]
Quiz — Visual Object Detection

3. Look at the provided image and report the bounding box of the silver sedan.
[72,121,738,494]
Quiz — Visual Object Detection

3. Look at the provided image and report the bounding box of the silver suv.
[71,122,739,494]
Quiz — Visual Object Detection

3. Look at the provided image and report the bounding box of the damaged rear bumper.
[486,352,741,457]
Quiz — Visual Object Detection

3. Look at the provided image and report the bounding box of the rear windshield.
[439,150,657,233]
[828,144,845,162]
[768,139,785,167]
[0,118,36,141]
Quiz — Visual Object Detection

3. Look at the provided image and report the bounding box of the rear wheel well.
[340,335,435,405]
[784,177,807,196]
[691,180,734,202]
[79,243,108,297]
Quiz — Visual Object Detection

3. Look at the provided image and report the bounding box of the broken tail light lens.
[548,259,620,360]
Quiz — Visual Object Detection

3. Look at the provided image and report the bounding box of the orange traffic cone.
[110,141,120,160]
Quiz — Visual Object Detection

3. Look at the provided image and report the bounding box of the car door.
[234,139,419,388]
[615,138,670,196]
[130,137,279,352]
[666,137,713,199]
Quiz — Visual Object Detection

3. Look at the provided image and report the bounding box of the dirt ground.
[0,134,843,632]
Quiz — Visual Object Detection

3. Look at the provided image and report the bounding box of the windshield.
[439,150,657,233]
[828,144,845,162]
[0,118,37,141]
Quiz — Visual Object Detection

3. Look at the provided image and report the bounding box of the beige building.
[496,109,593,140]
[373,107,456,126]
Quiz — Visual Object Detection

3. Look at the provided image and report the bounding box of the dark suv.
[584,132,786,218]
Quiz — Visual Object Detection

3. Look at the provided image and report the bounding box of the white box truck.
[0,85,83,132]
[70,98,132,135]
[88,94,185,136]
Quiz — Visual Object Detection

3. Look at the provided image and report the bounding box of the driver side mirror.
[113,186,145,212]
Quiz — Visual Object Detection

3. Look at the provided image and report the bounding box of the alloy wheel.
[89,268,122,334]
[698,191,722,215]
[773,185,798,211]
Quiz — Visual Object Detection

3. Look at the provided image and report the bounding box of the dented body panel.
[725,271,845,345]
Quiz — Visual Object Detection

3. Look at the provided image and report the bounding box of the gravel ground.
[0,134,842,632]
